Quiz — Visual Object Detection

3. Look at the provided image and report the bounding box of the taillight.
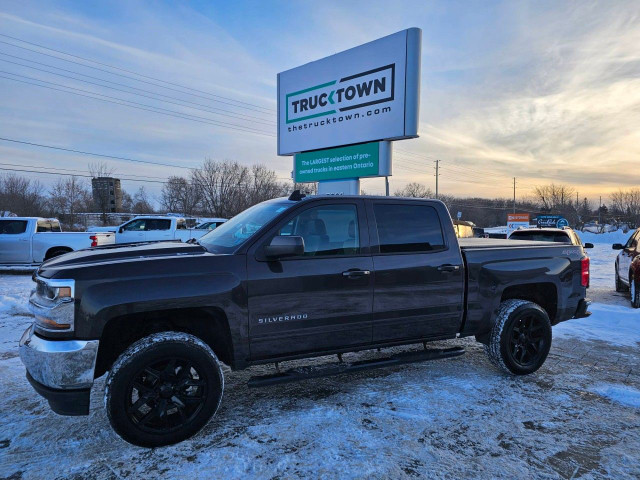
[90,235,98,247]
[581,257,590,287]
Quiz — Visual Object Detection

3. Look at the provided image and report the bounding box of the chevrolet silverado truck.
[0,217,115,266]
[19,193,591,447]
[90,216,209,244]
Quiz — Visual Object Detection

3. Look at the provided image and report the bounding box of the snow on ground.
[0,239,639,479]
[577,229,632,246]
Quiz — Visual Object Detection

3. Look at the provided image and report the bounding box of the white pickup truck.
[90,216,209,244]
[0,217,115,265]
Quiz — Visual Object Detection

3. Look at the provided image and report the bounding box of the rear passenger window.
[0,220,28,234]
[145,219,171,231]
[374,204,445,253]
[36,221,53,232]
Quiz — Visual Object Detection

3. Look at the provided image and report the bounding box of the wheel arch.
[95,307,234,378]
[44,246,73,260]
[500,282,558,323]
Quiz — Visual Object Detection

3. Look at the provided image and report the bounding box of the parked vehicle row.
[0,218,115,265]
[90,216,226,244]
[19,193,591,447]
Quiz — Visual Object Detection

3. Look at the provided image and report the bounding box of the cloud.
[400,0,640,199]
[0,0,638,203]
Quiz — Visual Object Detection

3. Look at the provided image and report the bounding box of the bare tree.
[247,165,288,206]
[160,175,201,216]
[132,187,154,214]
[47,176,89,228]
[192,160,250,217]
[0,174,45,216]
[533,183,575,211]
[394,182,434,198]
[609,188,640,226]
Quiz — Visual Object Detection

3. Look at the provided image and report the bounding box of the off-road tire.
[485,299,552,375]
[615,266,627,292]
[105,332,224,447]
[631,278,640,308]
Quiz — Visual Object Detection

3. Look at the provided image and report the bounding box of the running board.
[247,346,465,388]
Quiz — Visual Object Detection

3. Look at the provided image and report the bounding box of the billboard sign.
[536,215,569,228]
[507,213,530,234]
[277,28,421,156]
[293,141,391,183]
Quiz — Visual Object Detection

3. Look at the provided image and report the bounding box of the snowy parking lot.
[1,235,639,479]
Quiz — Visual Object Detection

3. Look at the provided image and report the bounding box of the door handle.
[437,264,460,272]
[342,269,371,278]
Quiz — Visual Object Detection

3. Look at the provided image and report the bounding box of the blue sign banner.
[536,215,569,228]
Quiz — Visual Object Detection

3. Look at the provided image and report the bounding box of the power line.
[0,33,275,114]
[0,137,292,182]
[0,161,170,181]
[0,53,275,126]
[0,165,294,188]
[0,165,169,184]
[0,137,197,170]
[0,72,276,137]
[394,151,541,186]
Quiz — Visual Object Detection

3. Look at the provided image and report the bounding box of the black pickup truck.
[19,194,590,447]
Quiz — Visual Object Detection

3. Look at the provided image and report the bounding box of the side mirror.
[118,227,124,234]
[263,236,304,259]
[612,243,624,250]
[584,243,594,249]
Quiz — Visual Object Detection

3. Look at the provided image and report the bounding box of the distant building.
[92,177,122,212]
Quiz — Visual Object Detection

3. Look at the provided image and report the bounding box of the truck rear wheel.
[104,332,224,447]
[485,299,552,375]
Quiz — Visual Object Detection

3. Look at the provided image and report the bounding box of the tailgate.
[94,232,115,245]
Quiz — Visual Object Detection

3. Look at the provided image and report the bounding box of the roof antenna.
[288,189,306,201]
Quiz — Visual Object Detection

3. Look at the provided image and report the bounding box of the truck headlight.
[30,278,75,333]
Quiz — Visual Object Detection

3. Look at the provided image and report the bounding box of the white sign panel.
[507,222,530,235]
[277,28,421,156]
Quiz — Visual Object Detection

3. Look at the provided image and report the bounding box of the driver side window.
[124,219,146,231]
[277,204,359,257]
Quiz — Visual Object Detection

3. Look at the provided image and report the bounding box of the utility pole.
[599,195,602,224]
[513,177,516,213]
[435,160,439,199]
[385,176,389,196]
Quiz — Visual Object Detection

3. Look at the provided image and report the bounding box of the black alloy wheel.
[105,332,224,447]
[486,299,552,375]
[506,314,548,368]
[125,357,207,434]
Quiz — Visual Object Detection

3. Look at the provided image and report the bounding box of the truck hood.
[39,241,206,273]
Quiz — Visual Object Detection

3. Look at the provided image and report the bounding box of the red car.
[613,230,640,307]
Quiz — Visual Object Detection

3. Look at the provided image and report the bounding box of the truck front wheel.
[104,332,224,447]
[485,299,552,375]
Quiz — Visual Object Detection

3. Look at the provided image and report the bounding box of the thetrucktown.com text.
[287,106,391,132]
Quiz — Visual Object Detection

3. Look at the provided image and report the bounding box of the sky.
[0,0,639,205]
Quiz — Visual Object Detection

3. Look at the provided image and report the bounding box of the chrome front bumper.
[19,325,99,390]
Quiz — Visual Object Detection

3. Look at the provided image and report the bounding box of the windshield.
[198,199,294,254]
